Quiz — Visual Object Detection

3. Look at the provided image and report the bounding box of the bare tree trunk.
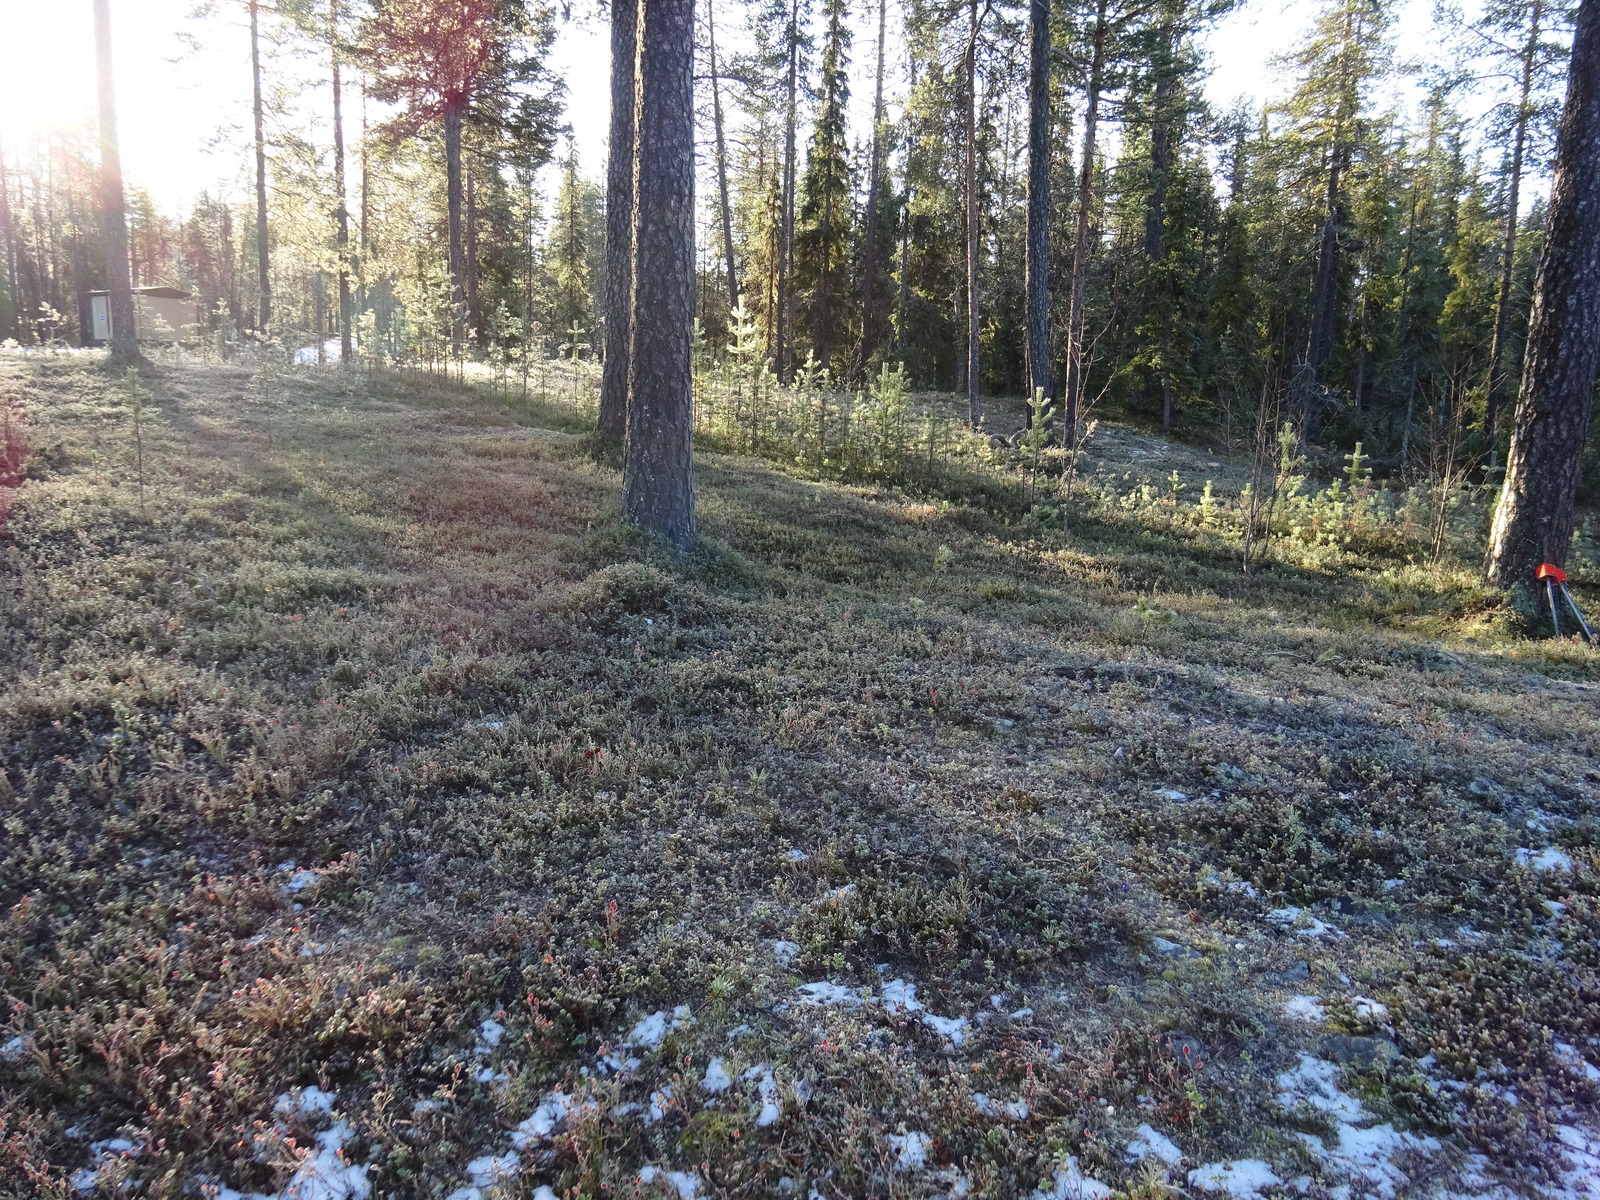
[964,0,981,427]
[444,100,466,360]
[777,0,800,383]
[0,147,16,341]
[93,0,139,365]
[466,167,481,350]
[250,0,271,337]
[860,0,889,373]
[1483,0,1545,444]
[706,0,739,310]
[1063,0,1108,443]
[624,0,698,551]
[598,0,637,442]
[331,1,353,366]
[1023,0,1051,420]
[1485,0,1600,590]
[1147,19,1175,430]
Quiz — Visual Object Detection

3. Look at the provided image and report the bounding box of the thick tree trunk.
[1485,0,1600,590]
[1483,0,1544,443]
[707,0,739,311]
[860,0,889,373]
[964,0,981,427]
[1023,0,1051,420]
[331,4,353,367]
[1062,0,1108,444]
[250,0,271,337]
[598,0,637,442]
[466,168,481,349]
[623,0,697,551]
[777,0,800,383]
[444,100,466,360]
[93,0,139,365]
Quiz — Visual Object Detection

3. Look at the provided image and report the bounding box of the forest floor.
[2,351,1600,1200]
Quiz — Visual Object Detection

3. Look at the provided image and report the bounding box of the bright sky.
[0,0,1455,217]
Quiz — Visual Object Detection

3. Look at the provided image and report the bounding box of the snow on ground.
[1033,1157,1112,1199]
[1516,846,1575,872]
[1125,1124,1184,1167]
[1281,995,1327,1022]
[637,1165,702,1199]
[1186,1159,1282,1196]
[741,1064,782,1127]
[790,976,970,1045]
[701,1057,732,1092]
[1265,906,1345,939]
[888,1131,933,1171]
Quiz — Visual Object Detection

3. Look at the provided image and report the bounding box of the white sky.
[0,0,1469,217]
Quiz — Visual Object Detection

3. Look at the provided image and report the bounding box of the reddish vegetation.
[0,392,26,527]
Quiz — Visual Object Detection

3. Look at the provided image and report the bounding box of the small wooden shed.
[87,286,199,345]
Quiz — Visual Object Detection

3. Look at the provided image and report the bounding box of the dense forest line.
[0,0,1584,479]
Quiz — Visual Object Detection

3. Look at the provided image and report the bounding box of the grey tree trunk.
[623,0,698,551]
[466,168,481,349]
[707,0,739,311]
[859,0,889,373]
[1483,0,1545,443]
[1063,0,1109,443]
[598,0,637,443]
[1485,0,1600,589]
[250,0,271,337]
[444,101,466,360]
[777,0,801,383]
[1023,0,1051,420]
[331,1,353,367]
[93,0,139,365]
[964,0,981,427]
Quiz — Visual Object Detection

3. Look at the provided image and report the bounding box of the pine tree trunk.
[598,0,637,443]
[707,0,739,311]
[1024,0,1051,420]
[466,168,481,350]
[331,3,353,367]
[777,0,800,383]
[93,0,139,365]
[1148,21,1174,430]
[0,148,16,341]
[964,0,981,428]
[444,100,466,360]
[1483,0,1544,444]
[1062,0,1108,444]
[1485,0,1600,590]
[860,0,889,374]
[623,0,697,551]
[250,0,271,337]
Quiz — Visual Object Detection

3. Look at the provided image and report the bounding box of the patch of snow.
[785,848,811,861]
[1126,1125,1184,1167]
[1276,1054,1366,1122]
[1297,1124,1441,1200]
[0,1035,29,1062]
[477,1020,505,1049]
[412,1099,441,1115]
[1352,996,1389,1021]
[1282,995,1327,1023]
[1034,1157,1113,1199]
[283,868,320,893]
[638,1165,702,1199]
[1546,899,1569,921]
[795,981,864,1007]
[702,1057,732,1093]
[1226,880,1259,899]
[1010,1007,1034,1019]
[282,1122,370,1200]
[1555,1043,1600,1084]
[888,1131,932,1171]
[647,1085,674,1123]
[466,1154,518,1189]
[629,1011,669,1048]
[1156,788,1189,801]
[1186,1160,1281,1196]
[922,1012,970,1047]
[881,978,923,1013]
[1382,879,1405,891]
[510,1090,571,1148]
[532,1189,559,1200]
[471,1066,507,1086]
[773,940,801,967]
[1266,907,1344,939]
[742,1065,781,1127]
[276,1087,337,1118]
[1516,846,1574,872]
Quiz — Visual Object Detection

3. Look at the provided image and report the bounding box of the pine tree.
[794,0,853,375]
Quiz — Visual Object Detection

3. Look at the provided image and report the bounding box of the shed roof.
[87,286,193,300]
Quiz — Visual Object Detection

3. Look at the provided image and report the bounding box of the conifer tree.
[794,0,853,374]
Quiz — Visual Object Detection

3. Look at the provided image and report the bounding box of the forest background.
[0,0,1586,495]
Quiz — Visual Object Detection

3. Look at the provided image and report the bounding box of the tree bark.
[250,0,271,337]
[860,0,889,373]
[623,0,698,551]
[1485,0,1600,591]
[777,0,800,383]
[466,167,481,349]
[0,147,15,342]
[964,0,981,427]
[1483,0,1544,443]
[1024,0,1051,420]
[706,0,739,311]
[331,1,354,366]
[444,100,466,360]
[598,0,637,443]
[1063,0,1108,444]
[93,0,139,365]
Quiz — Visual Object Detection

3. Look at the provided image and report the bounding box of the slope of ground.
[1,352,1598,1200]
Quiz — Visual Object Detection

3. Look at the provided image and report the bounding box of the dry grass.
[1,350,1597,1199]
